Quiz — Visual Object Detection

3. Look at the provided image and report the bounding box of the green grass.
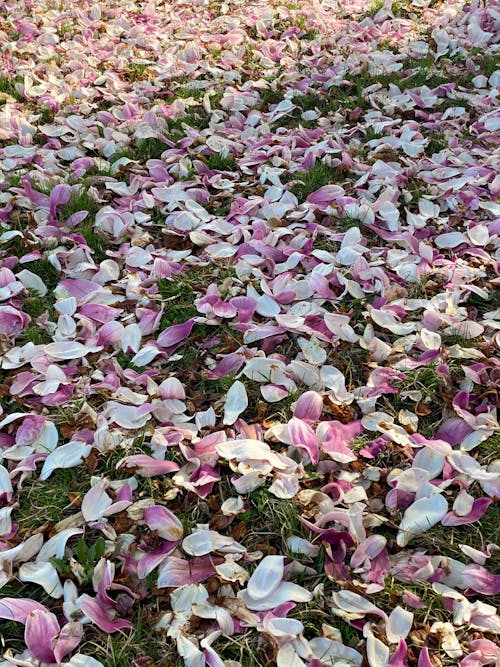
[202,152,237,171]
[58,188,107,261]
[14,468,85,536]
[135,138,169,160]
[285,162,344,202]
[17,321,52,345]
[416,502,500,577]
[157,274,202,327]
[123,63,149,81]
[78,624,178,667]
[0,75,22,100]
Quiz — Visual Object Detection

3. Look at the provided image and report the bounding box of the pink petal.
[118,455,180,477]
[24,609,59,664]
[157,318,196,348]
[144,505,183,541]
[293,391,323,422]
[79,595,133,632]
[0,598,47,622]
[388,639,409,667]
[288,417,319,465]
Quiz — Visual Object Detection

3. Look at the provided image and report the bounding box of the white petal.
[247,555,284,600]
[81,479,112,522]
[397,493,448,547]
[435,232,466,248]
[364,623,390,667]
[223,381,248,425]
[40,441,91,480]
[19,561,63,598]
[277,645,306,667]
[453,490,475,516]
[45,341,95,360]
[239,581,312,611]
[37,528,83,561]
[386,606,413,643]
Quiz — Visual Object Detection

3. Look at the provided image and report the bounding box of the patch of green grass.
[285,162,343,202]
[480,435,500,465]
[238,487,305,553]
[14,468,85,536]
[467,289,500,315]
[174,84,205,100]
[157,275,201,327]
[425,131,448,155]
[17,322,51,345]
[123,63,149,81]
[202,152,237,171]
[79,623,176,667]
[416,502,500,577]
[477,54,498,78]
[214,634,266,667]
[50,536,107,586]
[135,138,168,160]
[265,387,303,422]
[362,0,384,16]
[38,106,56,124]
[259,87,284,107]
[0,75,22,100]
[58,188,107,261]
[59,22,74,36]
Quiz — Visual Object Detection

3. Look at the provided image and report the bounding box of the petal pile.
[0,0,498,665]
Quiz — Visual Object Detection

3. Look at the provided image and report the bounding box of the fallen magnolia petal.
[24,609,60,664]
[386,606,413,644]
[143,505,183,541]
[117,455,180,477]
[18,561,64,598]
[223,380,248,425]
[397,493,448,547]
[79,595,133,632]
[182,526,246,556]
[247,555,285,600]
[430,622,462,658]
[40,441,92,480]
[331,591,388,623]
[239,581,313,611]
[0,598,48,622]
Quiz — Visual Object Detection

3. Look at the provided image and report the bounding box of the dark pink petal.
[80,595,133,632]
[388,639,409,667]
[24,609,59,664]
[203,353,245,379]
[157,318,196,348]
[288,417,319,465]
[418,648,434,667]
[442,498,492,526]
[49,183,71,218]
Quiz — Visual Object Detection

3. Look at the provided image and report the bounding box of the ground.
[0,0,498,666]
